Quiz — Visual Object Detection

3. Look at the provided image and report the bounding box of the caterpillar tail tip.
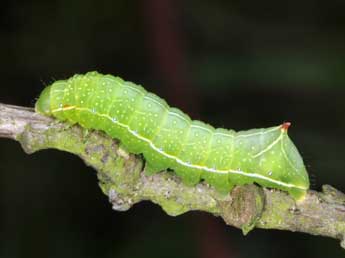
[281,122,291,132]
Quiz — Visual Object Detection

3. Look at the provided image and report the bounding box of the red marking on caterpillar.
[281,122,291,131]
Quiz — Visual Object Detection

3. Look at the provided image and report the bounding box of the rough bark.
[1,103,345,249]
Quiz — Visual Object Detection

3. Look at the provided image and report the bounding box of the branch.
[1,103,345,249]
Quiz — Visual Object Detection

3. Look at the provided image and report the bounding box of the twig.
[1,103,345,249]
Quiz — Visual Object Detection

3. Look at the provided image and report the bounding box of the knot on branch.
[219,184,265,234]
[321,185,345,205]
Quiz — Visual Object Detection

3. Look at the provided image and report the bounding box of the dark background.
[1,1,345,257]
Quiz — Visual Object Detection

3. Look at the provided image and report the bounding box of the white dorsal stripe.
[124,84,145,94]
[281,138,298,171]
[236,126,280,138]
[214,132,234,138]
[143,95,167,109]
[51,105,307,190]
[168,111,190,123]
[252,134,283,158]
[190,124,213,133]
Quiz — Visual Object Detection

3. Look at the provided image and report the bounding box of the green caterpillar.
[35,71,309,201]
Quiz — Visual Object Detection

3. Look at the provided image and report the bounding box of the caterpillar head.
[35,85,52,115]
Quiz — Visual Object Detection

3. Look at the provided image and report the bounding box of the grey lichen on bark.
[1,103,345,249]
